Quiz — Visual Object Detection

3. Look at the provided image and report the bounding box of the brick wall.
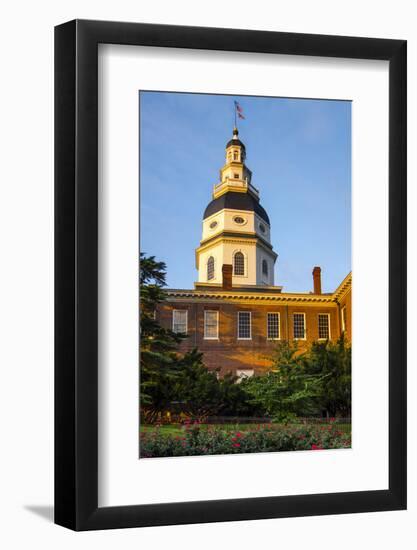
[156,300,341,376]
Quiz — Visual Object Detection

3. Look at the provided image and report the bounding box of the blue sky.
[140,91,351,293]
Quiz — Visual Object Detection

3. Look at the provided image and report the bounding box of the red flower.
[311,444,323,450]
[233,443,241,448]
[235,432,242,438]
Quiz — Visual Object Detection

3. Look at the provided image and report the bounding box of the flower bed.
[140,422,351,458]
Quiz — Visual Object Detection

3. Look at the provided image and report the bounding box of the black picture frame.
[55,19,407,531]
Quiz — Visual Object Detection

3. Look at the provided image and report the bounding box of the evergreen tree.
[140,254,185,421]
[241,339,351,420]
[140,254,250,422]
[305,335,351,417]
[241,341,324,420]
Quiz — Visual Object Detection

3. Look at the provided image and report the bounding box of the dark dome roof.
[204,192,270,224]
[226,138,246,150]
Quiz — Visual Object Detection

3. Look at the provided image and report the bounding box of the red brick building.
[156,128,351,378]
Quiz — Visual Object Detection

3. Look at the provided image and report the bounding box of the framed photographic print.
[55,20,407,530]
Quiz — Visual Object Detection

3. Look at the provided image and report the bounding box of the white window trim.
[293,312,306,340]
[236,369,254,382]
[172,309,188,335]
[318,313,331,340]
[233,250,247,277]
[237,311,252,340]
[207,256,215,281]
[267,312,281,340]
[204,310,219,340]
[341,306,347,333]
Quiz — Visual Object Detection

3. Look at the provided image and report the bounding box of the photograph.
[139,92,352,458]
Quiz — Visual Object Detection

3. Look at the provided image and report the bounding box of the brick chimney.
[222,264,233,290]
[312,266,322,294]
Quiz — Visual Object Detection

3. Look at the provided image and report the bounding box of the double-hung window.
[234,252,245,276]
[267,313,280,340]
[204,310,219,340]
[318,313,330,340]
[172,309,187,334]
[293,313,306,340]
[238,312,251,340]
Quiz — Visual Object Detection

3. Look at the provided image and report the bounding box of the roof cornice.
[165,288,335,305]
[332,272,352,302]
[165,271,351,305]
[197,231,275,253]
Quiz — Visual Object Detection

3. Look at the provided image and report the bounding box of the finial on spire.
[233,127,239,138]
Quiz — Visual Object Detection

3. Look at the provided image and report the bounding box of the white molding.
[341,305,347,333]
[206,255,215,281]
[232,214,248,227]
[167,290,335,305]
[232,249,247,277]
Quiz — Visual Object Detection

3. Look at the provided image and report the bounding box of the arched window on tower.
[262,259,268,277]
[207,256,215,280]
[233,151,239,161]
[234,252,245,276]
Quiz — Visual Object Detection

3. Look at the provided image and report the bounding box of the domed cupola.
[226,127,247,159]
[195,127,278,288]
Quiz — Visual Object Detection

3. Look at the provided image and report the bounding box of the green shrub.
[139,423,351,458]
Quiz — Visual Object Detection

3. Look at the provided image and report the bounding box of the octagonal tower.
[196,128,278,287]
